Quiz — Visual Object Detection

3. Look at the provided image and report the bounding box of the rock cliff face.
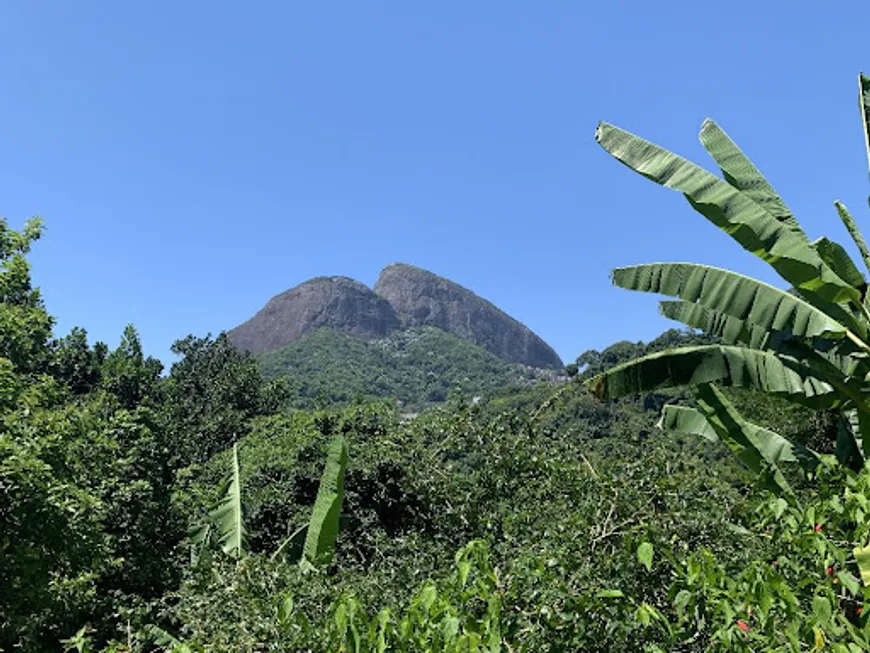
[227,276,400,356]
[228,264,562,369]
[373,263,562,369]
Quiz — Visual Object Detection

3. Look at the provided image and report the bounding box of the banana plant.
[189,442,246,562]
[189,436,349,566]
[586,73,870,496]
[300,434,348,567]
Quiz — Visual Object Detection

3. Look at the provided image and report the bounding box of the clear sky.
[2,2,868,364]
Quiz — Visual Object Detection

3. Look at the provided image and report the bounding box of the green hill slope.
[258,326,548,408]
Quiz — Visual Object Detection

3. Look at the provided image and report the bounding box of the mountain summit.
[227,276,399,356]
[373,264,562,369]
[228,264,562,369]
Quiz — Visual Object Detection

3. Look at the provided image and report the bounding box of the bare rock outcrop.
[229,265,562,369]
[227,276,400,355]
[373,263,562,369]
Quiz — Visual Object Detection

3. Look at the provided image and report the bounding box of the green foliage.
[155,385,762,651]
[575,327,716,382]
[258,326,535,409]
[327,541,504,652]
[101,325,163,409]
[0,216,53,373]
[189,434,349,571]
[626,464,870,650]
[0,218,183,650]
[49,327,106,395]
[1,375,108,647]
[165,333,287,465]
[302,436,348,567]
[587,72,870,496]
[190,442,247,560]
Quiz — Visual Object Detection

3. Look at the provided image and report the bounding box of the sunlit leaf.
[853,543,870,586]
[585,345,837,410]
[637,542,653,571]
[210,442,246,558]
[302,436,349,566]
[613,263,847,341]
[595,122,859,304]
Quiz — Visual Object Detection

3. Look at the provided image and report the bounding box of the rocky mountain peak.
[372,263,562,369]
[228,264,562,369]
[227,276,399,356]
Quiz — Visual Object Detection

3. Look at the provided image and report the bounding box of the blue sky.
[2,2,868,364]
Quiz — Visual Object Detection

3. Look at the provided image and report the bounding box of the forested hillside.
[257,326,555,409]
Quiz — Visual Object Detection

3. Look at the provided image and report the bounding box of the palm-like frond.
[302,436,349,567]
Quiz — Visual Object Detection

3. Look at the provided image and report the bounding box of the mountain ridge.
[373,263,562,369]
[227,275,400,356]
[228,263,562,369]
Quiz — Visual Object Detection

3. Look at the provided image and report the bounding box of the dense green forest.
[257,326,553,409]
[9,73,870,651]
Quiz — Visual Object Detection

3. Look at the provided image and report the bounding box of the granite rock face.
[227,276,400,356]
[373,263,562,369]
[229,264,562,369]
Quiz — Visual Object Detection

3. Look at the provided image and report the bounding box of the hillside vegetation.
[258,326,550,409]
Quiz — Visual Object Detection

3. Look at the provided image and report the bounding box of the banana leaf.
[842,407,870,462]
[699,119,796,230]
[664,388,821,474]
[140,625,183,649]
[613,263,847,340]
[837,410,865,471]
[813,237,866,290]
[835,201,870,279]
[854,541,870,586]
[271,524,308,562]
[860,73,870,180]
[302,436,349,567]
[584,345,837,409]
[659,300,865,394]
[188,522,212,566]
[658,404,719,442]
[659,300,770,349]
[695,385,793,495]
[595,122,859,305]
[207,442,246,558]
